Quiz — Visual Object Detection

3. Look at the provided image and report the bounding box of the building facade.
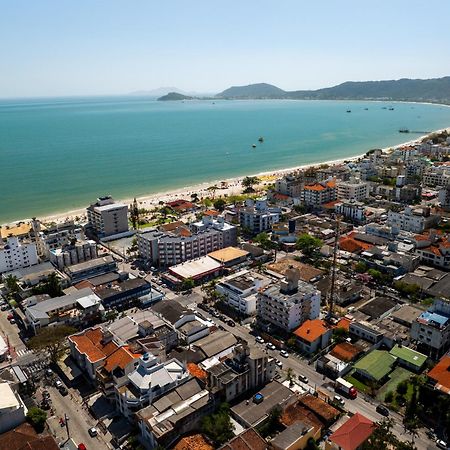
[0,236,39,274]
[86,196,129,238]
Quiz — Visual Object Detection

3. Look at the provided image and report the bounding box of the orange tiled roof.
[329,413,375,450]
[204,209,220,216]
[428,355,450,394]
[69,327,119,364]
[304,183,326,191]
[294,319,330,343]
[187,363,207,380]
[281,401,324,431]
[174,434,213,450]
[331,342,362,362]
[103,346,140,373]
[299,394,340,422]
[335,317,351,331]
[273,193,290,200]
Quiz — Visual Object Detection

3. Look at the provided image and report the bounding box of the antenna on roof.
[327,215,341,321]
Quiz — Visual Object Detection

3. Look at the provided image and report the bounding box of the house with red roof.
[294,319,332,354]
[326,413,375,450]
[427,355,450,395]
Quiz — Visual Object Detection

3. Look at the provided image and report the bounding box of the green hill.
[157,92,194,101]
[216,83,286,99]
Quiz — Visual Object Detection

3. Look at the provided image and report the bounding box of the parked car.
[255,336,264,344]
[266,343,276,351]
[298,375,309,384]
[275,359,283,368]
[227,320,236,327]
[1,304,9,311]
[280,350,289,358]
[376,404,390,416]
[9,318,16,324]
[7,313,14,320]
[88,427,98,437]
[55,379,63,388]
[333,395,345,407]
[58,386,68,396]
[436,439,448,449]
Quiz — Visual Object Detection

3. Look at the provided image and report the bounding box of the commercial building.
[216,270,272,316]
[64,255,117,282]
[335,200,366,223]
[258,268,321,333]
[423,165,450,187]
[337,177,370,201]
[49,239,97,269]
[208,246,249,267]
[167,256,223,285]
[0,236,38,274]
[0,383,26,433]
[303,180,337,207]
[86,196,129,239]
[239,198,280,234]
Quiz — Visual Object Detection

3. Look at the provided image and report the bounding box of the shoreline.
[4,126,447,227]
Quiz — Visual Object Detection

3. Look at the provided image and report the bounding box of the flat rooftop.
[208,246,249,263]
[169,256,222,280]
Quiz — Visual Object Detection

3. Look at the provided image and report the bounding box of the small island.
[157,92,194,101]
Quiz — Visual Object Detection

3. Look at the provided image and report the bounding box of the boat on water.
[399,128,410,133]
[258,137,264,143]
[346,110,351,113]
[389,107,395,111]
[252,144,257,148]
[364,108,369,110]
[382,107,387,110]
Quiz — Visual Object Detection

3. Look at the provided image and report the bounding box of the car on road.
[436,439,448,449]
[280,350,289,358]
[227,320,235,327]
[7,313,14,320]
[77,444,87,450]
[333,395,345,407]
[376,404,390,416]
[130,265,136,270]
[58,386,68,396]
[55,379,63,388]
[266,343,276,350]
[298,375,309,384]
[275,359,283,368]
[45,369,53,377]
[139,271,146,277]
[1,304,9,311]
[88,427,98,437]
[255,336,264,344]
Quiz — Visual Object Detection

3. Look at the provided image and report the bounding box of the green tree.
[28,325,76,363]
[213,198,227,211]
[254,232,272,250]
[332,327,349,343]
[296,233,322,257]
[355,261,368,273]
[305,438,320,450]
[27,407,47,433]
[180,277,195,292]
[286,368,295,387]
[396,381,408,397]
[32,272,63,298]
[385,391,394,403]
[201,403,234,445]
[3,274,20,294]
[367,269,383,282]
[242,176,261,193]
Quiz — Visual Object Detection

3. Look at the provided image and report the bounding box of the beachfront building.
[335,200,366,222]
[239,198,280,234]
[275,174,304,198]
[302,179,337,207]
[423,165,450,188]
[336,177,370,201]
[216,270,272,316]
[257,268,321,333]
[0,236,39,274]
[387,206,440,234]
[86,196,129,239]
[49,239,97,269]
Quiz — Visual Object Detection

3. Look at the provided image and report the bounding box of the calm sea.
[1,96,450,223]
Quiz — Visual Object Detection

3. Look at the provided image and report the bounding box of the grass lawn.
[345,371,371,393]
[377,367,413,402]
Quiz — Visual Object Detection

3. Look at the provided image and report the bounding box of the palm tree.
[286,368,295,387]
[4,274,19,294]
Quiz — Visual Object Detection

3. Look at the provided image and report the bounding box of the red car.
[78,444,87,450]
[7,314,14,321]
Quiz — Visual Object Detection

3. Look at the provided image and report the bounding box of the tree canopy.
[28,325,76,363]
[201,403,234,445]
[27,407,47,433]
[296,233,322,257]
[242,176,261,193]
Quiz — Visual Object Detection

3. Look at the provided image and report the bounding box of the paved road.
[195,307,436,449]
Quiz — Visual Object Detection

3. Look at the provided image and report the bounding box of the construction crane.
[327,215,341,321]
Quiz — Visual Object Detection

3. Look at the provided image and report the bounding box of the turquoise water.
[1,97,450,224]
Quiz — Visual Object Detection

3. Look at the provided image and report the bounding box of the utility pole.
[64,413,70,440]
[327,215,341,320]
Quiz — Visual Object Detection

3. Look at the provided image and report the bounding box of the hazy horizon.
[1,0,450,98]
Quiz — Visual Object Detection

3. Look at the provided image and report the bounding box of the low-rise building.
[387,206,440,234]
[294,319,332,354]
[0,383,26,433]
[353,350,396,383]
[389,344,427,372]
[239,198,280,234]
[335,200,366,223]
[258,268,320,333]
[326,413,375,450]
[49,239,97,269]
[0,236,38,274]
[216,270,272,316]
[64,255,117,283]
[427,354,450,395]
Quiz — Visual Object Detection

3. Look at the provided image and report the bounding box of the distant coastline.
[5,124,448,227]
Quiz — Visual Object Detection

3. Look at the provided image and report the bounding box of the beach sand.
[4,128,448,227]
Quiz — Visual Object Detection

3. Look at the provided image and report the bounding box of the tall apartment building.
[87,196,129,238]
[49,239,98,269]
[335,200,366,222]
[239,198,280,234]
[387,206,440,234]
[423,166,450,188]
[275,174,304,198]
[439,186,450,210]
[302,179,337,207]
[337,177,370,201]
[137,217,236,267]
[0,236,39,274]
[257,268,320,333]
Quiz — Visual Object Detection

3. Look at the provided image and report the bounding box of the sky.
[1,0,450,98]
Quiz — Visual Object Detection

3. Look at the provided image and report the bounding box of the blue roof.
[420,311,450,326]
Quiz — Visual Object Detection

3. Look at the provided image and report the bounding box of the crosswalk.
[16,348,33,358]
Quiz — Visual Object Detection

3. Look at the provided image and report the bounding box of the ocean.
[1,96,450,224]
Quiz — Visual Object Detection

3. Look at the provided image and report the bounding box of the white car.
[266,343,276,351]
[436,439,448,449]
[280,350,289,358]
[88,427,98,437]
[255,336,265,344]
[298,375,309,384]
[275,359,283,368]
[55,380,63,388]
[334,395,345,406]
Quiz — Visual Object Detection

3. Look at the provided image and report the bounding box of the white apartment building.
[387,207,440,234]
[335,200,366,222]
[411,299,450,358]
[239,198,280,233]
[49,239,97,269]
[0,383,26,433]
[87,196,129,238]
[439,186,450,210]
[275,174,304,198]
[216,270,272,316]
[257,268,320,332]
[0,236,39,274]
[423,166,450,188]
[302,179,337,207]
[337,177,370,201]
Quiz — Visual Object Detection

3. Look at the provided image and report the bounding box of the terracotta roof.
[331,342,362,362]
[204,209,220,216]
[294,319,330,343]
[428,355,450,394]
[298,394,340,422]
[103,346,140,373]
[174,434,213,450]
[208,247,249,263]
[281,401,324,431]
[273,193,290,200]
[267,258,323,282]
[74,280,94,290]
[335,317,352,331]
[176,227,192,237]
[167,200,195,210]
[187,362,207,381]
[329,412,375,450]
[69,326,119,363]
[323,200,340,209]
[0,423,59,450]
[220,428,267,450]
[160,221,185,232]
[304,183,326,191]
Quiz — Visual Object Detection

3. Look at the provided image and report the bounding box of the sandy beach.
[3,127,448,227]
